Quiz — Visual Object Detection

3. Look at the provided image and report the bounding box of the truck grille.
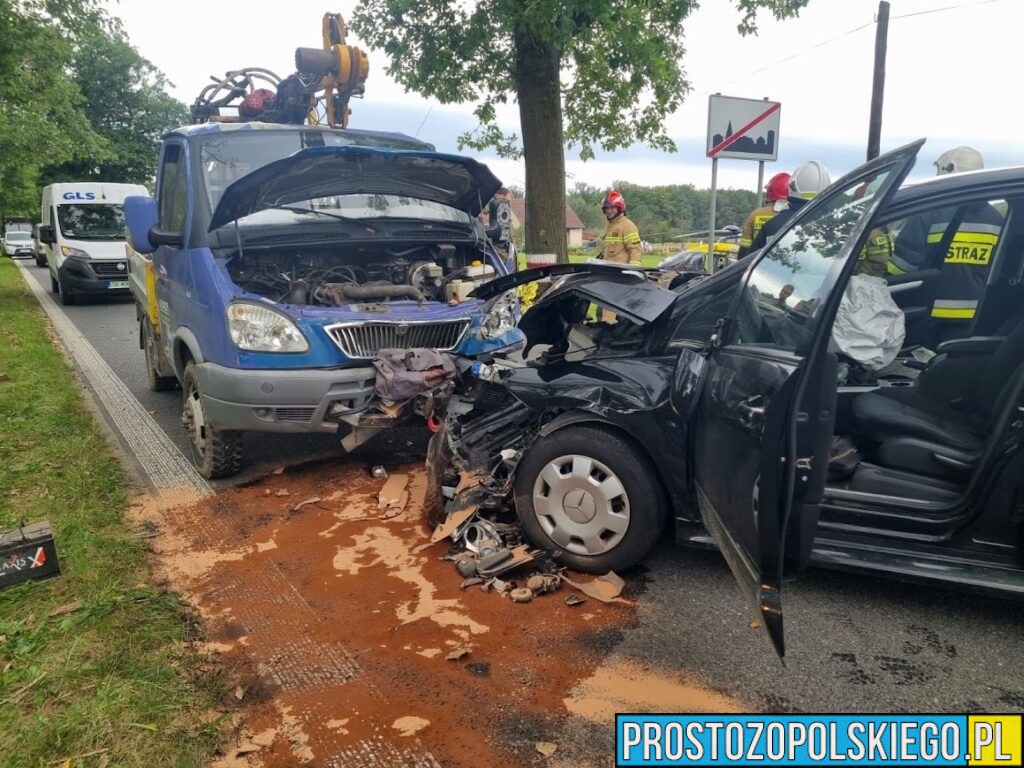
[91,261,127,277]
[324,320,470,359]
[275,407,316,423]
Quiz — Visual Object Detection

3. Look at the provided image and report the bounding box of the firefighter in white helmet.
[891,146,1003,341]
[750,161,832,251]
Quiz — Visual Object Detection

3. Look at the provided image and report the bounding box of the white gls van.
[40,182,149,305]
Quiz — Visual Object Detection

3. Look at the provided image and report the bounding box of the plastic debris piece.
[460,576,485,590]
[491,577,512,594]
[291,497,321,512]
[527,573,561,595]
[378,474,409,510]
[565,593,586,607]
[510,587,533,603]
[371,465,388,479]
[445,647,471,661]
[560,572,629,604]
[456,556,479,578]
[430,506,477,544]
[536,742,558,758]
[275,489,290,497]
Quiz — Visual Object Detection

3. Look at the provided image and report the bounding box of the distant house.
[509,197,586,249]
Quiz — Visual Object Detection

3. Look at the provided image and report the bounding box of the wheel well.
[174,338,196,378]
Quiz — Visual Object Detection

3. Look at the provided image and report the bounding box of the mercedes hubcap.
[532,454,630,557]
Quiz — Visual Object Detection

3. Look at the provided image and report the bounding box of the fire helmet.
[601,190,626,214]
[240,88,276,119]
[935,147,983,175]
[764,172,791,202]
[789,161,832,199]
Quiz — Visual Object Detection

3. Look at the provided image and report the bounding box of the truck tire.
[50,273,59,294]
[57,273,75,306]
[182,362,242,479]
[35,253,46,268]
[142,319,177,392]
[513,425,667,573]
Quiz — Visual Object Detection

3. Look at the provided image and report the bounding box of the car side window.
[158,144,187,234]
[888,199,1006,275]
[733,167,894,353]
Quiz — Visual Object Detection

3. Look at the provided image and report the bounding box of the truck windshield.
[198,130,472,227]
[57,204,126,240]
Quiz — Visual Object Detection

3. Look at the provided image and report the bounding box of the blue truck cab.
[125,122,521,478]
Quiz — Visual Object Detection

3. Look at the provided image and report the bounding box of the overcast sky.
[105,0,1019,193]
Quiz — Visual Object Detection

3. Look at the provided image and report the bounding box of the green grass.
[0,260,224,767]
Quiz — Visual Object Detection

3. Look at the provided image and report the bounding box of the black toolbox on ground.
[0,521,61,589]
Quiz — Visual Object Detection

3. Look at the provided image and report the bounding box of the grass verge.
[0,260,224,767]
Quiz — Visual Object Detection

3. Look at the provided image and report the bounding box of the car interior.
[826,195,1024,507]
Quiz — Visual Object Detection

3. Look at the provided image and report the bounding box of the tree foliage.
[352,0,808,261]
[568,181,758,242]
[0,1,186,220]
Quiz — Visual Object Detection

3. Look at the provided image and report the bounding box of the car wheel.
[50,273,59,294]
[182,362,242,479]
[57,273,75,305]
[142,320,177,392]
[513,425,666,573]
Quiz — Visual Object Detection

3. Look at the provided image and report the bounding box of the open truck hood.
[209,145,503,231]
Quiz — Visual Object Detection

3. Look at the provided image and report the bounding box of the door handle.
[737,395,766,424]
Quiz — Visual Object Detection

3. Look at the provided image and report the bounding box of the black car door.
[690,141,923,658]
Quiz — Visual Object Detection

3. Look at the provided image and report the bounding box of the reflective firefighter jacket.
[738,205,776,257]
[890,203,1004,320]
[601,213,642,264]
[856,229,892,278]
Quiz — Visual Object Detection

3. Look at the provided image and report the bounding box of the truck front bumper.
[196,362,377,434]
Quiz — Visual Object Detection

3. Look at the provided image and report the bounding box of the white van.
[40,182,149,305]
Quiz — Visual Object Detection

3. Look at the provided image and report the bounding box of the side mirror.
[148,227,184,248]
[38,225,55,245]
[124,195,159,254]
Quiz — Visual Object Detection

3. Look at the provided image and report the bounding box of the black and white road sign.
[706,95,782,161]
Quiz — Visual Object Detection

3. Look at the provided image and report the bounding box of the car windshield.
[56,204,125,240]
[197,130,472,227]
[7,232,31,241]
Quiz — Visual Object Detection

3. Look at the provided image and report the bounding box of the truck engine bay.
[224,242,496,306]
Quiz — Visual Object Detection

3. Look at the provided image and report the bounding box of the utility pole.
[867,0,890,160]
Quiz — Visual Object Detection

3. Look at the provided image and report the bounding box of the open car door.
[691,140,924,658]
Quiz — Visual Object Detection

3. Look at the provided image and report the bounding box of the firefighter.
[890,147,1003,339]
[750,161,832,252]
[737,172,790,258]
[599,190,642,265]
[598,190,641,322]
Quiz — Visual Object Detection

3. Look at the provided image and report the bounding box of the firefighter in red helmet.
[599,190,642,266]
[737,172,790,258]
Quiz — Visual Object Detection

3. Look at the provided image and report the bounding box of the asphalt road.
[21,259,1024,717]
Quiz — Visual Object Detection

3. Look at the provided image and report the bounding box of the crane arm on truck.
[189,12,368,128]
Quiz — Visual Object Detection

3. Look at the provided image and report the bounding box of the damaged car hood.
[472,263,678,325]
[209,145,503,230]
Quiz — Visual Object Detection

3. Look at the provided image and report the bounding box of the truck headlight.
[227,302,309,353]
[61,245,90,258]
[477,293,517,339]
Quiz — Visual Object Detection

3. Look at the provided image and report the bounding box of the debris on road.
[371,465,388,479]
[445,647,471,661]
[536,742,558,758]
[561,572,628,605]
[291,497,321,513]
[378,473,410,514]
[275,489,290,498]
[510,587,533,603]
[565,593,586,607]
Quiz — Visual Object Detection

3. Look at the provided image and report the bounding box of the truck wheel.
[50,273,59,294]
[513,425,667,573]
[57,274,75,306]
[35,253,46,268]
[182,362,242,479]
[142,320,177,392]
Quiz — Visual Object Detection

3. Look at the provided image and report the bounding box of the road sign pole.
[708,157,719,273]
[756,160,766,207]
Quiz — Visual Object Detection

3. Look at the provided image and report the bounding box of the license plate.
[108,280,129,289]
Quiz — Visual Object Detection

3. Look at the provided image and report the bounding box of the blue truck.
[125,121,521,478]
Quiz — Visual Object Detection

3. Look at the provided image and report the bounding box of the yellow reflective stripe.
[604,236,624,243]
[739,237,752,247]
[886,261,906,275]
[623,233,642,244]
[931,307,976,319]
[945,232,998,265]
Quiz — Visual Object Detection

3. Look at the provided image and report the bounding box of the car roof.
[167,121,431,150]
[884,166,1024,215]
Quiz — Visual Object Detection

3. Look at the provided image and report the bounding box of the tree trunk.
[515,33,567,263]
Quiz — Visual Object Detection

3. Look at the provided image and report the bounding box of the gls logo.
[62,192,96,201]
